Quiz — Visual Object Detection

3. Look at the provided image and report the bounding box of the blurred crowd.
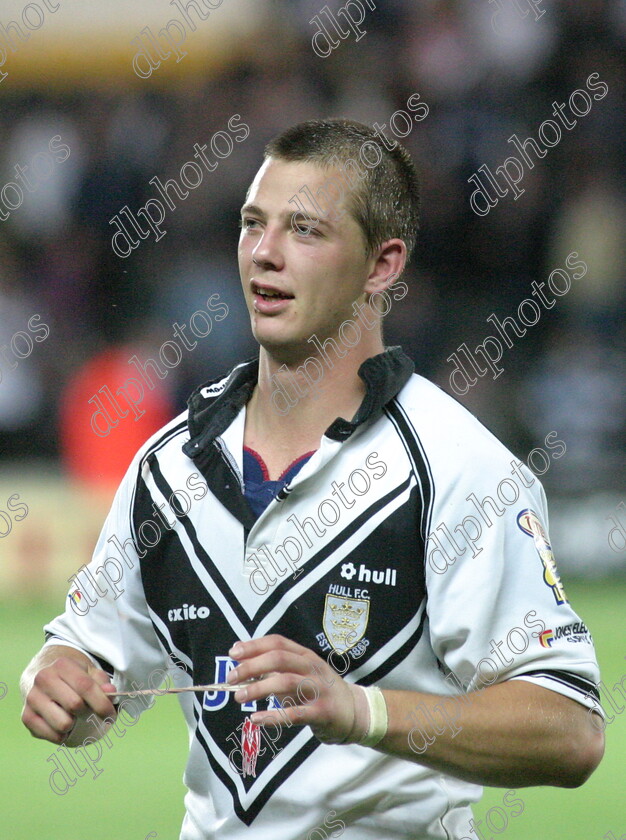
[0,0,624,495]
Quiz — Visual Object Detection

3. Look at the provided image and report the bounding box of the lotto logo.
[340,562,397,586]
[167,604,210,621]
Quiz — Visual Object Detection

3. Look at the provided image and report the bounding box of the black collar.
[184,346,415,458]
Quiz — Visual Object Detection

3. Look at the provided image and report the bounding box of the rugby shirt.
[44,346,602,840]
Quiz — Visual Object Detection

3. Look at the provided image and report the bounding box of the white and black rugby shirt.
[45,346,602,840]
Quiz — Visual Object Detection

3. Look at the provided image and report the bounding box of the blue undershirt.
[243,446,316,519]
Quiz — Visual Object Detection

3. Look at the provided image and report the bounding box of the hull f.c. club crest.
[323,594,370,652]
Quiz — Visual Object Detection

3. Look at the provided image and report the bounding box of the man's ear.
[363,238,407,295]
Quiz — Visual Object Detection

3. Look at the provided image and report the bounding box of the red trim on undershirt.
[279,450,317,481]
[243,446,270,481]
[243,446,317,483]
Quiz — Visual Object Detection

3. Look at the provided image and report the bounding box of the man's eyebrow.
[240,203,264,217]
[240,204,333,229]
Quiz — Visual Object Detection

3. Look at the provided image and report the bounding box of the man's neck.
[249,338,385,440]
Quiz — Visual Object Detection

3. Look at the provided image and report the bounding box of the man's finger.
[22,703,72,744]
[77,684,117,720]
[59,663,118,718]
[228,650,314,686]
[34,660,117,721]
[89,667,117,688]
[229,634,313,661]
[252,699,317,730]
[232,671,306,704]
[26,684,79,734]
[35,669,90,715]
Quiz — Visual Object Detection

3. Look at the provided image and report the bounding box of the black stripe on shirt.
[385,400,435,549]
[516,669,600,702]
[153,626,322,826]
[129,419,189,551]
[361,606,428,687]
[255,473,414,623]
[145,454,255,633]
[143,418,189,461]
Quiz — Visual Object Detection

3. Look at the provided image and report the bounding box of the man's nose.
[252,226,284,271]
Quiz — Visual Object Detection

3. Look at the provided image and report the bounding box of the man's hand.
[227,634,604,788]
[226,635,369,744]
[21,647,118,747]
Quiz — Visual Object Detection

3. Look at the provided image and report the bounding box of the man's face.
[238,157,374,362]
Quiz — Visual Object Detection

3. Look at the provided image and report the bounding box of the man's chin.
[253,327,311,366]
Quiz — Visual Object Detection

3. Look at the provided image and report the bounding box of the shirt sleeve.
[424,432,602,717]
[43,450,170,707]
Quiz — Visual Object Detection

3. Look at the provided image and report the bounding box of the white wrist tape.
[358,686,388,747]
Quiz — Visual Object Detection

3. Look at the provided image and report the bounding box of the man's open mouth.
[252,282,294,300]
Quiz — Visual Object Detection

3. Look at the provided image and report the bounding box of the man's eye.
[295,224,320,237]
[240,218,260,230]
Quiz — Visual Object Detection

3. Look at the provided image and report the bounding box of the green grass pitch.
[1,580,624,839]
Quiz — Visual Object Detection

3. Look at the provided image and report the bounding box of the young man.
[21,119,604,839]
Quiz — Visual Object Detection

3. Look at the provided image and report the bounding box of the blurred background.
[0,0,624,837]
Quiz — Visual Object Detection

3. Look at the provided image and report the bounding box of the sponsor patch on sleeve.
[517,509,568,605]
